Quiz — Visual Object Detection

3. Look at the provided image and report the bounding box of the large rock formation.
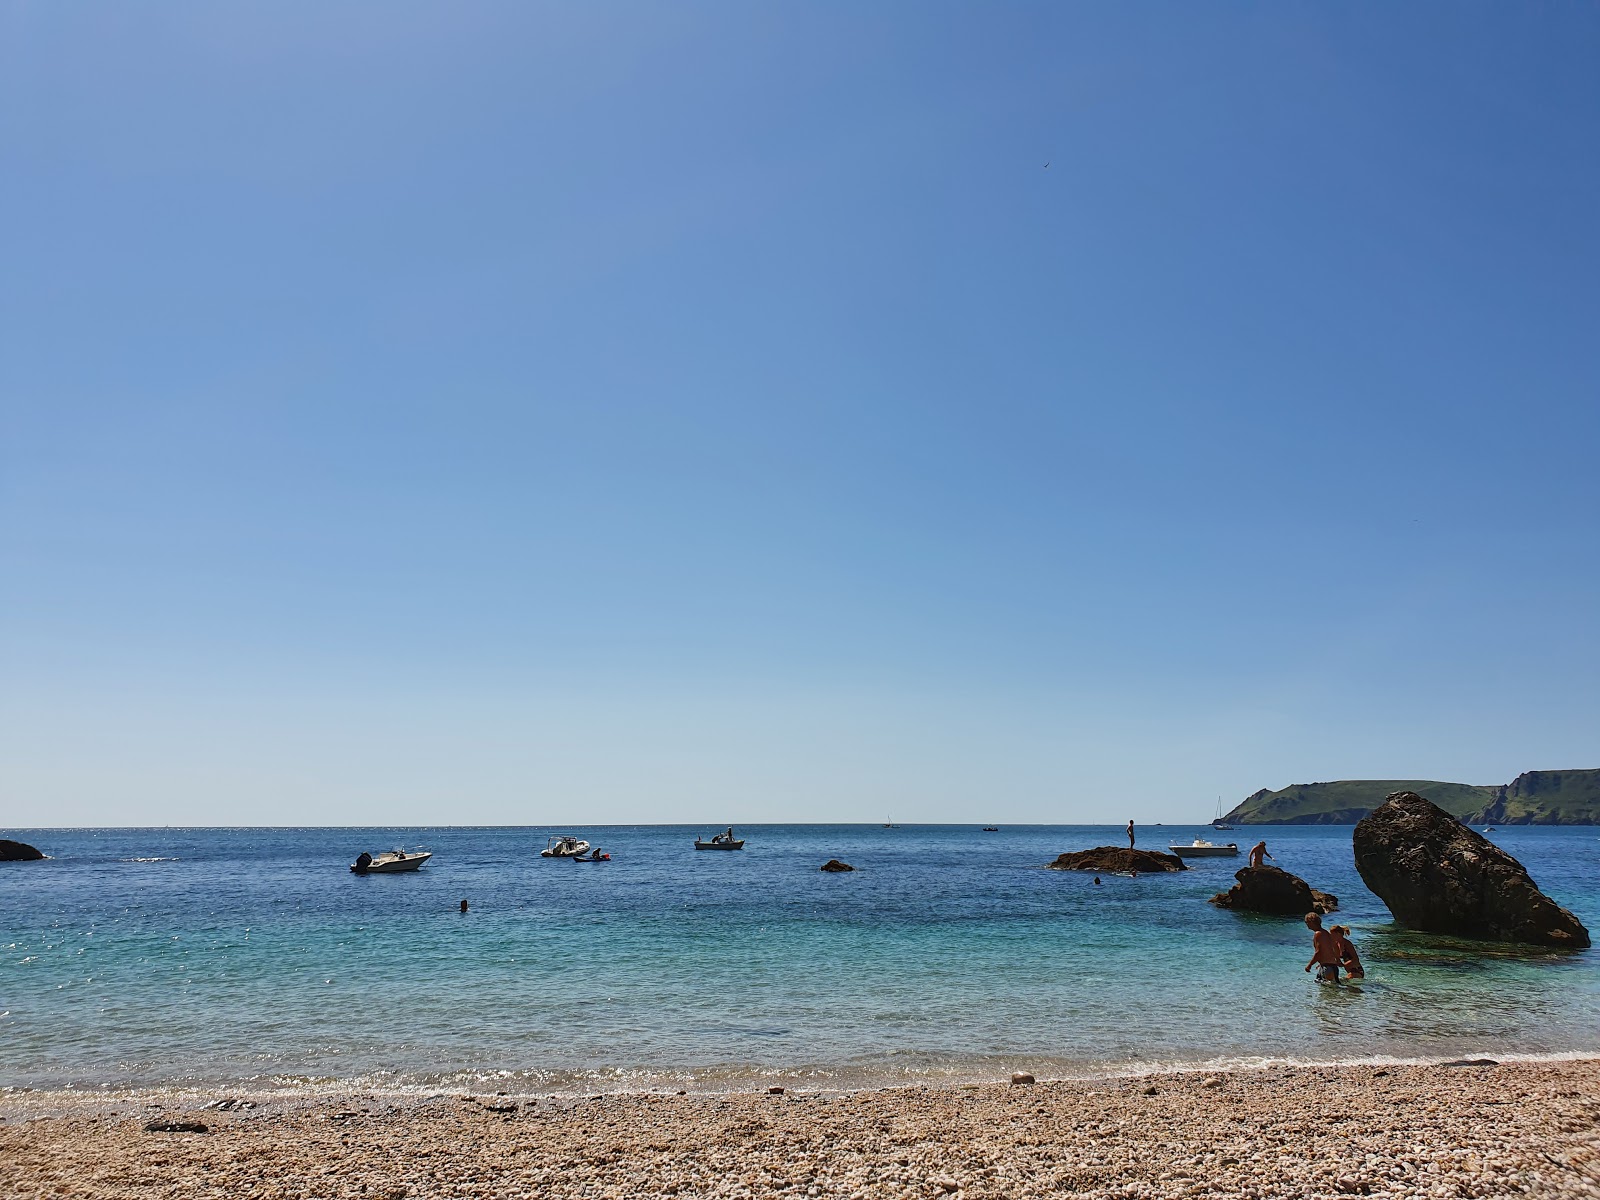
[0,839,45,862]
[1209,865,1337,915]
[1048,847,1186,873]
[1353,792,1590,948]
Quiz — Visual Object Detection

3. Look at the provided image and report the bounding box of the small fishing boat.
[351,849,432,874]
[541,835,591,858]
[695,828,744,850]
[1168,838,1239,858]
[982,826,999,832]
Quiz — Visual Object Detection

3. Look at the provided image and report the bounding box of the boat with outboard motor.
[541,835,591,858]
[695,828,744,850]
[1168,838,1239,858]
[351,849,432,874]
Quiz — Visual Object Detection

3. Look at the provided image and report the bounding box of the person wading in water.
[1304,912,1341,984]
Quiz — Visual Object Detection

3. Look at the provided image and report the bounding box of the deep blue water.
[2,824,1596,1092]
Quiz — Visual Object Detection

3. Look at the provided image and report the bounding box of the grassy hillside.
[1222,780,1497,825]
[1467,770,1600,825]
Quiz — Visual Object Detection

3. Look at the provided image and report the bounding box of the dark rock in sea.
[1047,847,1186,873]
[1208,865,1338,915]
[1353,791,1590,948]
[820,859,854,872]
[0,839,45,862]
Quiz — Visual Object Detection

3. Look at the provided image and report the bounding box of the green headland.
[1221,769,1600,825]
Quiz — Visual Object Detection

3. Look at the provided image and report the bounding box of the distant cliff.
[1469,770,1600,825]
[1221,770,1600,825]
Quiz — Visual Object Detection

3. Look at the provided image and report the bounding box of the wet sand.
[3,1058,1598,1198]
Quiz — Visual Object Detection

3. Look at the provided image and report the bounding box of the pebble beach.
[5,1058,1599,1199]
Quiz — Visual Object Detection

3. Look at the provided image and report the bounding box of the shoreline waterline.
[8,1048,1599,1110]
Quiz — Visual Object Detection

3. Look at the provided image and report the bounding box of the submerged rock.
[1047,847,1186,873]
[0,839,44,862]
[1353,792,1589,948]
[1209,865,1338,915]
[820,859,854,872]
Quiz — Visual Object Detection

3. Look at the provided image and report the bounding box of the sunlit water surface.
[2,824,1596,1092]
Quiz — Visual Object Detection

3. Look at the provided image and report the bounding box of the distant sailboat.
[1211,797,1233,831]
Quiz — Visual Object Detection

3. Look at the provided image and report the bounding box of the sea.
[3,824,1597,1095]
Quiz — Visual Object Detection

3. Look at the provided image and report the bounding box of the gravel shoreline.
[4,1058,1598,1198]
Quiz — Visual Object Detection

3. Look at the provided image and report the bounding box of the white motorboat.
[1168,838,1239,858]
[351,849,432,874]
[695,828,744,850]
[541,836,591,858]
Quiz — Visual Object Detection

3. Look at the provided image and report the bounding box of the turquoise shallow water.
[2,824,1596,1092]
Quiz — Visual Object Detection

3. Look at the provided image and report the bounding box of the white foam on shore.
[9,1047,1597,1114]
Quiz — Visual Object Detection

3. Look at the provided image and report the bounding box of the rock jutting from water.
[1047,847,1186,873]
[1208,865,1338,914]
[1353,791,1590,948]
[1,838,45,861]
[820,859,854,872]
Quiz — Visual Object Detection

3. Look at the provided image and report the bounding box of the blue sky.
[3,3,1597,826]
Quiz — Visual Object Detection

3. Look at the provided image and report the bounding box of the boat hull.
[541,838,591,858]
[1169,844,1238,858]
[694,840,744,850]
[352,852,432,873]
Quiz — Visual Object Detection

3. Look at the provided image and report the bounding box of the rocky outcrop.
[0,839,45,862]
[1047,847,1186,873]
[1209,865,1337,915]
[1353,792,1590,948]
[820,859,854,872]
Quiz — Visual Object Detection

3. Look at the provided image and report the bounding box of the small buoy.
[460,899,469,913]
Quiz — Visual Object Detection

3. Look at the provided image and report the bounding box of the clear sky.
[3,3,1597,827]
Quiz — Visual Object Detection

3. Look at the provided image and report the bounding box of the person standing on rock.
[1304,913,1341,983]
[1249,840,1273,869]
[1127,820,1135,849]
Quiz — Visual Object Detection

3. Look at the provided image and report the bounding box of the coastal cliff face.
[1222,769,1600,825]
[1467,770,1600,825]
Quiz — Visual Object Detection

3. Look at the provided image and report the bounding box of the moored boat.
[695,828,744,850]
[1168,838,1239,858]
[541,835,591,858]
[351,849,432,874]
[1211,796,1233,831]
